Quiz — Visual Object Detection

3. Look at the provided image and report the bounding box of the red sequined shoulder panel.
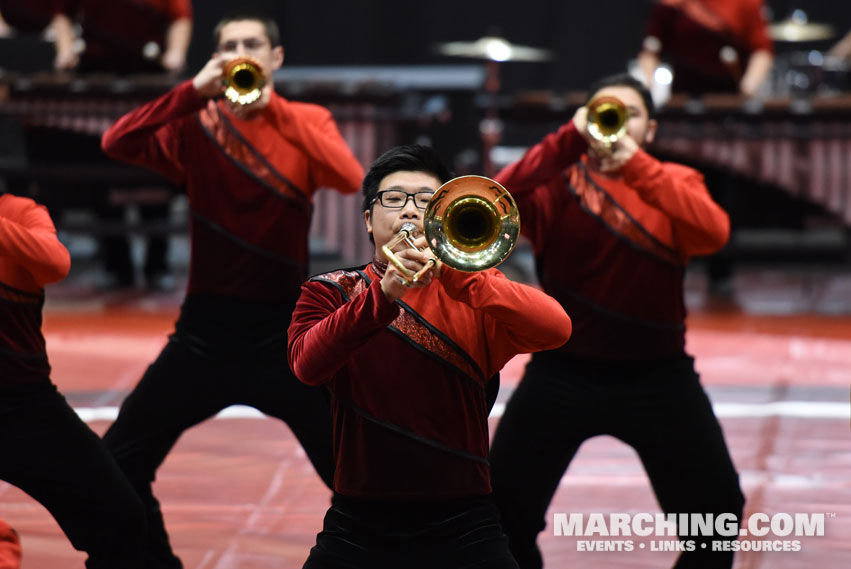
[311,269,485,383]
[390,305,485,384]
[197,103,310,209]
[565,165,682,266]
[310,269,369,301]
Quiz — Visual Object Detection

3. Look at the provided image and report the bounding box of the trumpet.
[222,57,266,105]
[586,96,628,148]
[382,175,520,285]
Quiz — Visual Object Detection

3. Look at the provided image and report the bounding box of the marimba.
[653,94,851,226]
[500,91,851,226]
[0,66,485,265]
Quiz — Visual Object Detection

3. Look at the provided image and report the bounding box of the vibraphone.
[653,94,851,226]
[0,66,484,266]
[501,92,851,226]
[0,72,180,241]
[0,72,389,261]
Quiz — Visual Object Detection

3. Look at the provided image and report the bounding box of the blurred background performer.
[637,0,774,97]
[636,0,774,297]
[287,145,572,569]
[71,0,193,74]
[828,27,851,60]
[0,191,147,569]
[99,10,364,568]
[0,0,77,69]
[488,73,744,569]
[65,0,194,290]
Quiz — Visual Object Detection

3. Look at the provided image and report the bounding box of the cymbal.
[434,36,552,62]
[769,19,835,42]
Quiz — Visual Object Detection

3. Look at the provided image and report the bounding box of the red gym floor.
[1,268,849,569]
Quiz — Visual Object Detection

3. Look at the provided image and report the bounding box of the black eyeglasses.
[371,190,434,210]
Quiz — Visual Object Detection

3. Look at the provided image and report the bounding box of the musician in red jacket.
[100,10,365,569]
[68,0,192,73]
[637,0,774,298]
[64,0,194,290]
[488,74,745,569]
[0,0,76,69]
[637,0,774,96]
[287,144,572,569]
[0,193,147,569]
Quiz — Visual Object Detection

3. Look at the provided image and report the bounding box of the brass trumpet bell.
[223,57,266,105]
[424,175,520,273]
[381,176,520,285]
[587,96,628,147]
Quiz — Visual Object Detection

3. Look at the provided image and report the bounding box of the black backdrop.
[186,0,851,94]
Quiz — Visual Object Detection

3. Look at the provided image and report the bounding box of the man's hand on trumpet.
[192,54,273,118]
[380,234,442,302]
[573,105,639,174]
[592,135,639,174]
[192,54,228,99]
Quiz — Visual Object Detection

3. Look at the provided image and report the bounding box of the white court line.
[713,401,850,419]
[488,401,849,420]
[74,401,850,423]
[74,405,265,422]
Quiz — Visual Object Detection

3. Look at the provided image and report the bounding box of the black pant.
[489,351,745,569]
[303,494,519,569]
[0,381,147,569]
[102,295,335,569]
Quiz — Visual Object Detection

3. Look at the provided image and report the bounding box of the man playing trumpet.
[489,73,744,569]
[287,144,572,569]
[100,9,364,568]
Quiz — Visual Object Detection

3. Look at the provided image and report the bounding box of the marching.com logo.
[553,512,830,552]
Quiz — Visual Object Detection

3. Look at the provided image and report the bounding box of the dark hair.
[585,73,656,121]
[213,10,282,49]
[361,145,452,214]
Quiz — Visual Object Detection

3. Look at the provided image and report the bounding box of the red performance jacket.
[495,121,729,360]
[0,0,65,31]
[644,0,773,91]
[288,263,572,499]
[67,0,192,68]
[102,81,364,302]
[0,194,70,386]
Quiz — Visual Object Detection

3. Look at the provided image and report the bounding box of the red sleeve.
[101,80,206,185]
[0,197,70,287]
[54,0,78,16]
[265,100,365,194]
[643,1,676,47]
[288,279,400,386]
[621,150,730,257]
[494,120,586,251]
[440,268,572,375]
[742,0,773,54]
[49,0,70,16]
[167,0,193,20]
[495,120,586,198]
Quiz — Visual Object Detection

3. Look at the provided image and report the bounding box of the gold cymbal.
[769,19,835,42]
[434,36,552,62]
